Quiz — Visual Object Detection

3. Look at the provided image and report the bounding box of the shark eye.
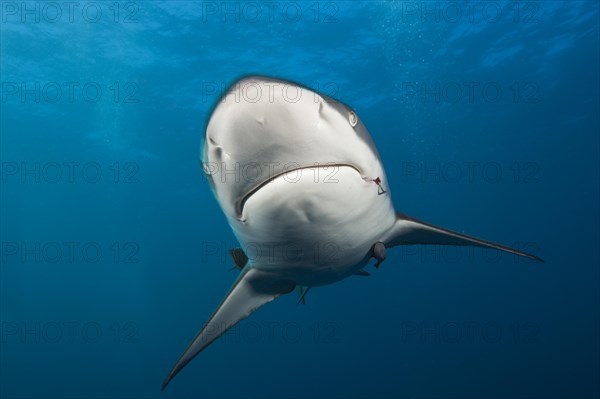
[348,110,358,127]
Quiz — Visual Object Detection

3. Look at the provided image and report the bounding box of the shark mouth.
[237,163,362,216]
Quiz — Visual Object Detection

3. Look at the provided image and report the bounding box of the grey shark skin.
[162,76,542,390]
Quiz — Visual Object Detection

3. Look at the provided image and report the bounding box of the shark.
[162,76,543,390]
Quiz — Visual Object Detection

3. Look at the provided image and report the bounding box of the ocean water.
[1,1,599,398]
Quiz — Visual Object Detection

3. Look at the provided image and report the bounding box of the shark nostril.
[214,146,224,160]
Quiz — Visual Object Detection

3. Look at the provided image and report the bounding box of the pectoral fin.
[383,213,543,262]
[162,267,295,390]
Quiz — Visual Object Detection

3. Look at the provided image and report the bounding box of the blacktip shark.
[162,76,543,390]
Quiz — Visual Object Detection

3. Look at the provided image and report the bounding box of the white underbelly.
[226,166,395,286]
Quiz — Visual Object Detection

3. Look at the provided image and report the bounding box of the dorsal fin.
[229,248,249,269]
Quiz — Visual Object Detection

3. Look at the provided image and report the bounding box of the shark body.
[162,76,542,390]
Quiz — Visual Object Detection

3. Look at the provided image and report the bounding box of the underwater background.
[1,1,598,398]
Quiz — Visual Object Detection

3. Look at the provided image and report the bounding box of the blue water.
[1,1,598,398]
